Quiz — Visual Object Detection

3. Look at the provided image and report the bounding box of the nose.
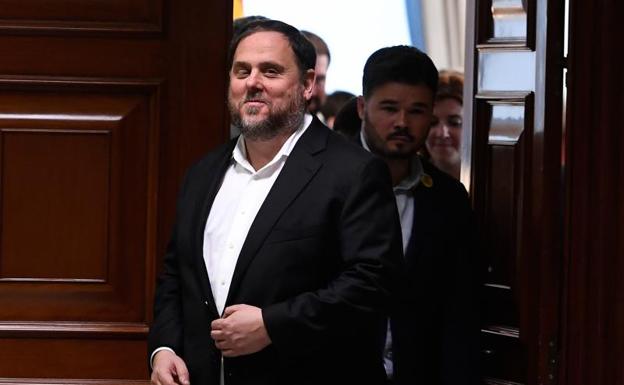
[394,110,407,129]
[245,70,263,91]
[431,121,451,138]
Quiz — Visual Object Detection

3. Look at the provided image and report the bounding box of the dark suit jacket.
[391,159,481,385]
[148,118,404,385]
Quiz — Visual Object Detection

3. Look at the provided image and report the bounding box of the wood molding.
[0,75,163,90]
[0,322,148,338]
[0,0,163,36]
[0,379,149,385]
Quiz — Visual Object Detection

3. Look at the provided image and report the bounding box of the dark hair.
[362,45,438,99]
[228,19,317,78]
[301,30,331,64]
[333,97,362,139]
[321,90,355,120]
[436,69,464,104]
[232,15,268,40]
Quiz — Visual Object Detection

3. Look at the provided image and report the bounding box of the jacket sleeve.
[147,172,191,366]
[261,157,405,356]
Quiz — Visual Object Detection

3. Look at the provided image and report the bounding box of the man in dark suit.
[352,46,480,385]
[148,20,403,385]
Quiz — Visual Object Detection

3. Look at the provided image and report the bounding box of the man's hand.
[210,304,272,357]
[151,350,190,385]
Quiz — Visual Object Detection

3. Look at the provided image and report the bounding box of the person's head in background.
[425,70,464,179]
[301,31,330,116]
[321,91,355,128]
[332,96,361,138]
[357,45,437,185]
[232,15,268,40]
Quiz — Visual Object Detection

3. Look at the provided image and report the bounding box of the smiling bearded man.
[148,19,404,385]
[228,84,306,141]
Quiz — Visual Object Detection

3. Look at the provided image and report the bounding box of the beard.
[362,113,418,159]
[229,89,306,141]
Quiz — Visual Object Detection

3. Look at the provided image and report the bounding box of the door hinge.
[547,339,559,383]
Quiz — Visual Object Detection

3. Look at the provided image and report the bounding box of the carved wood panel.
[0,0,163,34]
[0,80,159,324]
[0,0,231,381]
[464,0,565,384]
[475,95,531,385]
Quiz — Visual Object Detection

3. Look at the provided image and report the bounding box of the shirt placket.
[217,174,259,314]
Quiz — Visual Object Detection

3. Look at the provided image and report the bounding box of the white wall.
[242,0,412,96]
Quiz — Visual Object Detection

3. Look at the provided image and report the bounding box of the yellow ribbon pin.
[421,173,433,188]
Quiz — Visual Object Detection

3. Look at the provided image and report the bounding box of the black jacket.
[149,119,405,385]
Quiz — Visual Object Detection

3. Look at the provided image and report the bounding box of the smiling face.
[228,31,314,140]
[357,82,434,159]
[426,97,462,171]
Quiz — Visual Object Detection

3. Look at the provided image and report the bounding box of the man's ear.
[303,69,315,100]
[356,96,366,120]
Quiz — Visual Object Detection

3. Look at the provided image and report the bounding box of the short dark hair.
[332,97,362,139]
[228,19,317,79]
[232,15,268,40]
[301,30,331,64]
[362,45,438,99]
[321,90,355,120]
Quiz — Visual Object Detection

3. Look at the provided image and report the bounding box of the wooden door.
[462,0,565,384]
[0,1,230,383]
[560,1,624,384]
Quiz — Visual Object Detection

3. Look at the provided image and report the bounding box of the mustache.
[387,128,414,141]
[242,93,269,104]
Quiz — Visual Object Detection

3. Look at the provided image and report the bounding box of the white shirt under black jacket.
[360,129,423,380]
[205,114,312,315]
[150,114,313,377]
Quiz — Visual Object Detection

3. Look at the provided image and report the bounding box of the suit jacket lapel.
[225,119,327,306]
[404,183,434,261]
[192,140,237,317]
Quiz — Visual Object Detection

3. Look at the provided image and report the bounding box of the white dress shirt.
[204,114,312,315]
[150,114,312,369]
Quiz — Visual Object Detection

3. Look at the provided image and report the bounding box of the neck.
[244,132,292,170]
[383,157,411,186]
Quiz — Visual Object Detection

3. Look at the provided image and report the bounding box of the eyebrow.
[231,60,286,72]
[258,61,285,72]
[378,99,429,108]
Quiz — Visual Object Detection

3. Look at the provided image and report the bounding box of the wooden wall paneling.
[0,0,163,34]
[0,380,149,385]
[0,78,160,323]
[0,78,160,379]
[475,94,532,385]
[0,0,232,381]
[561,0,624,384]
[0,338,148,379]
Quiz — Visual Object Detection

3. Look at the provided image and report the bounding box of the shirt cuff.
[150,347,176,369]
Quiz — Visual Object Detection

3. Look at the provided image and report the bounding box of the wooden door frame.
[462,0,566,384]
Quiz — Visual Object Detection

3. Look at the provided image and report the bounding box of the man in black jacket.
[352,45,480,385]
[148,20,403,385]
